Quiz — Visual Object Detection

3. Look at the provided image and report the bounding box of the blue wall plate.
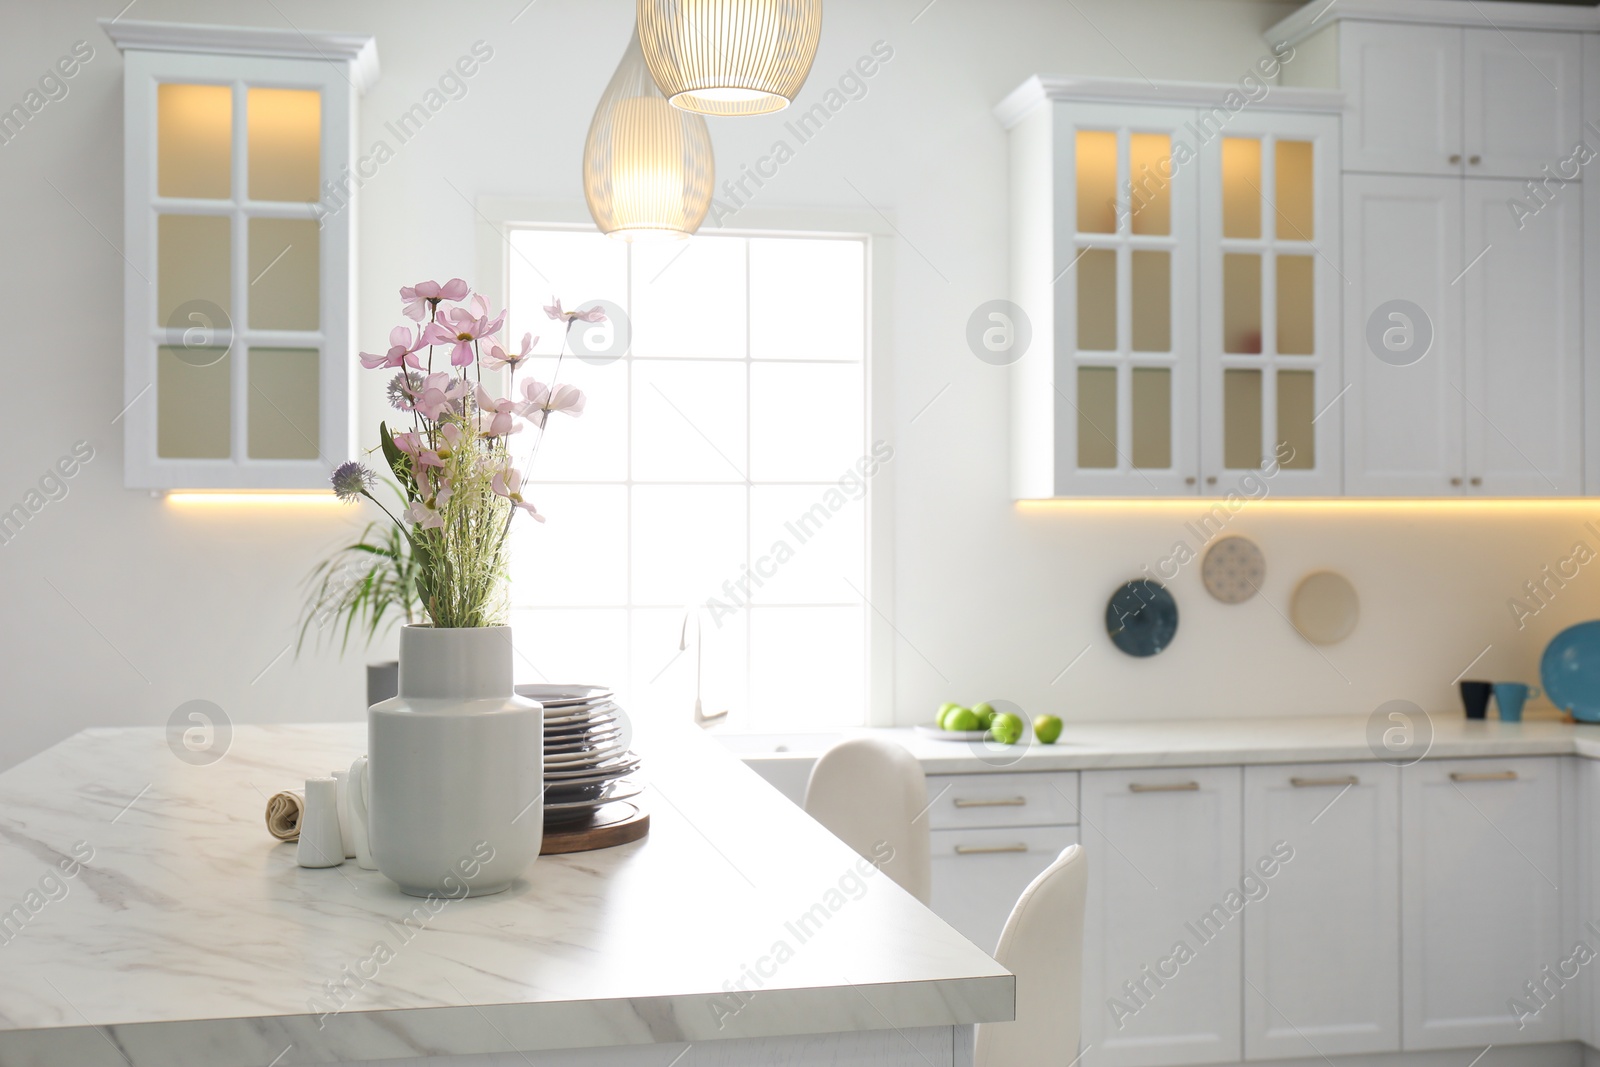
[1106,579,1179,657]
[1541,620,1600,723]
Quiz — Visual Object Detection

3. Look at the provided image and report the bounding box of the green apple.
[936,702,961,728]
[989,712,1024,745]
[1034,714,1063,745]
[945,707,980,732]
[972,702,997,729]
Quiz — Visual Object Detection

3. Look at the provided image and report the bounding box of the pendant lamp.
[637,0,823,117]
[584,29,715,240]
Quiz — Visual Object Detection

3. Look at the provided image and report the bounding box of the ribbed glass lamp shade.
[584,30,715,241]
[637,0,823,117]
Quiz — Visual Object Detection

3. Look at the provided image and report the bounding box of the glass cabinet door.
[1199,113,1341,496]
[1057,104,1199,495]
[153,81,325,466]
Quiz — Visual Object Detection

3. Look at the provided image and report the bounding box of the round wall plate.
[1290,570,1360,645]
[1202,536,1266,604]
[1106,579,1179,657]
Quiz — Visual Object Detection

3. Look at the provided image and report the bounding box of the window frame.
[475,198,896,728]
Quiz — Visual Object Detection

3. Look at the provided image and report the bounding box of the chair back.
[803,737,932,903]
[974,843,1088,1067]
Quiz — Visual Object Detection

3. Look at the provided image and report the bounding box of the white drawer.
[930,825,1081,951]
[924,771,1079,830]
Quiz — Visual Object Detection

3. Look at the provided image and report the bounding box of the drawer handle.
[1291,775,1359,788]
[1450,770,1518,782]
[1129,781,1200,793]
[952,796,1027,808]
[954,843,1029,855]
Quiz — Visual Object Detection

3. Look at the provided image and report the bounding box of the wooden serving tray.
[541,801,649,855]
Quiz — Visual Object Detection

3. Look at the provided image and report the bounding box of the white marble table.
[0,723,1011,1066]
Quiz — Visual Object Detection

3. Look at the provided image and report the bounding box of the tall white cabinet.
[1273,0,1590,497]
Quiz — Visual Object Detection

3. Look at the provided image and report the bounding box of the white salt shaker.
[297,777,345,869]
[331,769,357,859]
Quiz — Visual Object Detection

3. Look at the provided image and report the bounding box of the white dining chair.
[802,737,932,904]
[974,843,1088,1067]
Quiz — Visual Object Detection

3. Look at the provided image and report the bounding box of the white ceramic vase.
[368,625,543,897]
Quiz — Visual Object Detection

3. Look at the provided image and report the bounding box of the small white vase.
[368,625,543,897]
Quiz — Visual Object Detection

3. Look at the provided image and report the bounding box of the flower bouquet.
[332,278,604,625]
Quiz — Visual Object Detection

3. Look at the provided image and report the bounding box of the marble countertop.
[0,723,1010,1066]
[729,714,1600,774]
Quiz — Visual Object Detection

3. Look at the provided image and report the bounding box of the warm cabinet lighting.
[584,30,715,240]
[1016,498,1600,513]
[637,0,822,117]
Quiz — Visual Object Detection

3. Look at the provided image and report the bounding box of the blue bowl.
[1540,620,1600,723]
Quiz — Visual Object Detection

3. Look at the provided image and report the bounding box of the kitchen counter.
[0,723,1010,1066]
[727,713,1600,776]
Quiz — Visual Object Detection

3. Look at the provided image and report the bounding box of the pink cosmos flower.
[359,325,425,370]
[404,498,444,529]
[474,386,523,438]
[491,467,544,521]
[413,373,470,421]
[482,332,536,373]
[423,296,508,367]
[543,298,607,324]
[516,379,586,420]
[391,430,444,469]
[400,279,469,322]
[434,422,463,459]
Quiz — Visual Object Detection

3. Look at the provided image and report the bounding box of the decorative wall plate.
[1106,579,1179,657]
[1289,570,1360,645]
[1201,536,1265,604]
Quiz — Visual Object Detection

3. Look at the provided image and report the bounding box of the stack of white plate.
[514,684,643,828]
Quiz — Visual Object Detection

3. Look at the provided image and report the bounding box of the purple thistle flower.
[330,461,374,503]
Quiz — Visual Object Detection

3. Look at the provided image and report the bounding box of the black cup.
[1460,680,1492,720]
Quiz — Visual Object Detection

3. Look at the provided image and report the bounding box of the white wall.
[4,0,1598,770]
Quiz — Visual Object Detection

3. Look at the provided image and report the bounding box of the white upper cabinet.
[103,20,377,490]
[1198,112,1342,496]
[1278,8,1585,179]
[1339,23,1465,177]
[1462,178,1582,495]
[997,80,1341,499]
[1342,175,1464,496]
[1005,96,1202,498]
[1464,28,1583,180]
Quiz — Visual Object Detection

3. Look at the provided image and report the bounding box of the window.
[502,226,875,731]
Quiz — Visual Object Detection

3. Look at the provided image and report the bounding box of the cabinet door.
[1242,763,1400,1059]
[1463,29,1583,180]
[1079,768,1242,1067]
[929,825,1079,954]
[1401,758,1566,1049]
[1590,34,1600,496]
[1342,175,1465,495]
[1051,103,1200,496]
[1462,179,1582,496]
[1339,22,1464,177]
[1198,113,1342,496]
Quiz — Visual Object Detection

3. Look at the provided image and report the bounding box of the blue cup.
[1493,682,1540,723]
